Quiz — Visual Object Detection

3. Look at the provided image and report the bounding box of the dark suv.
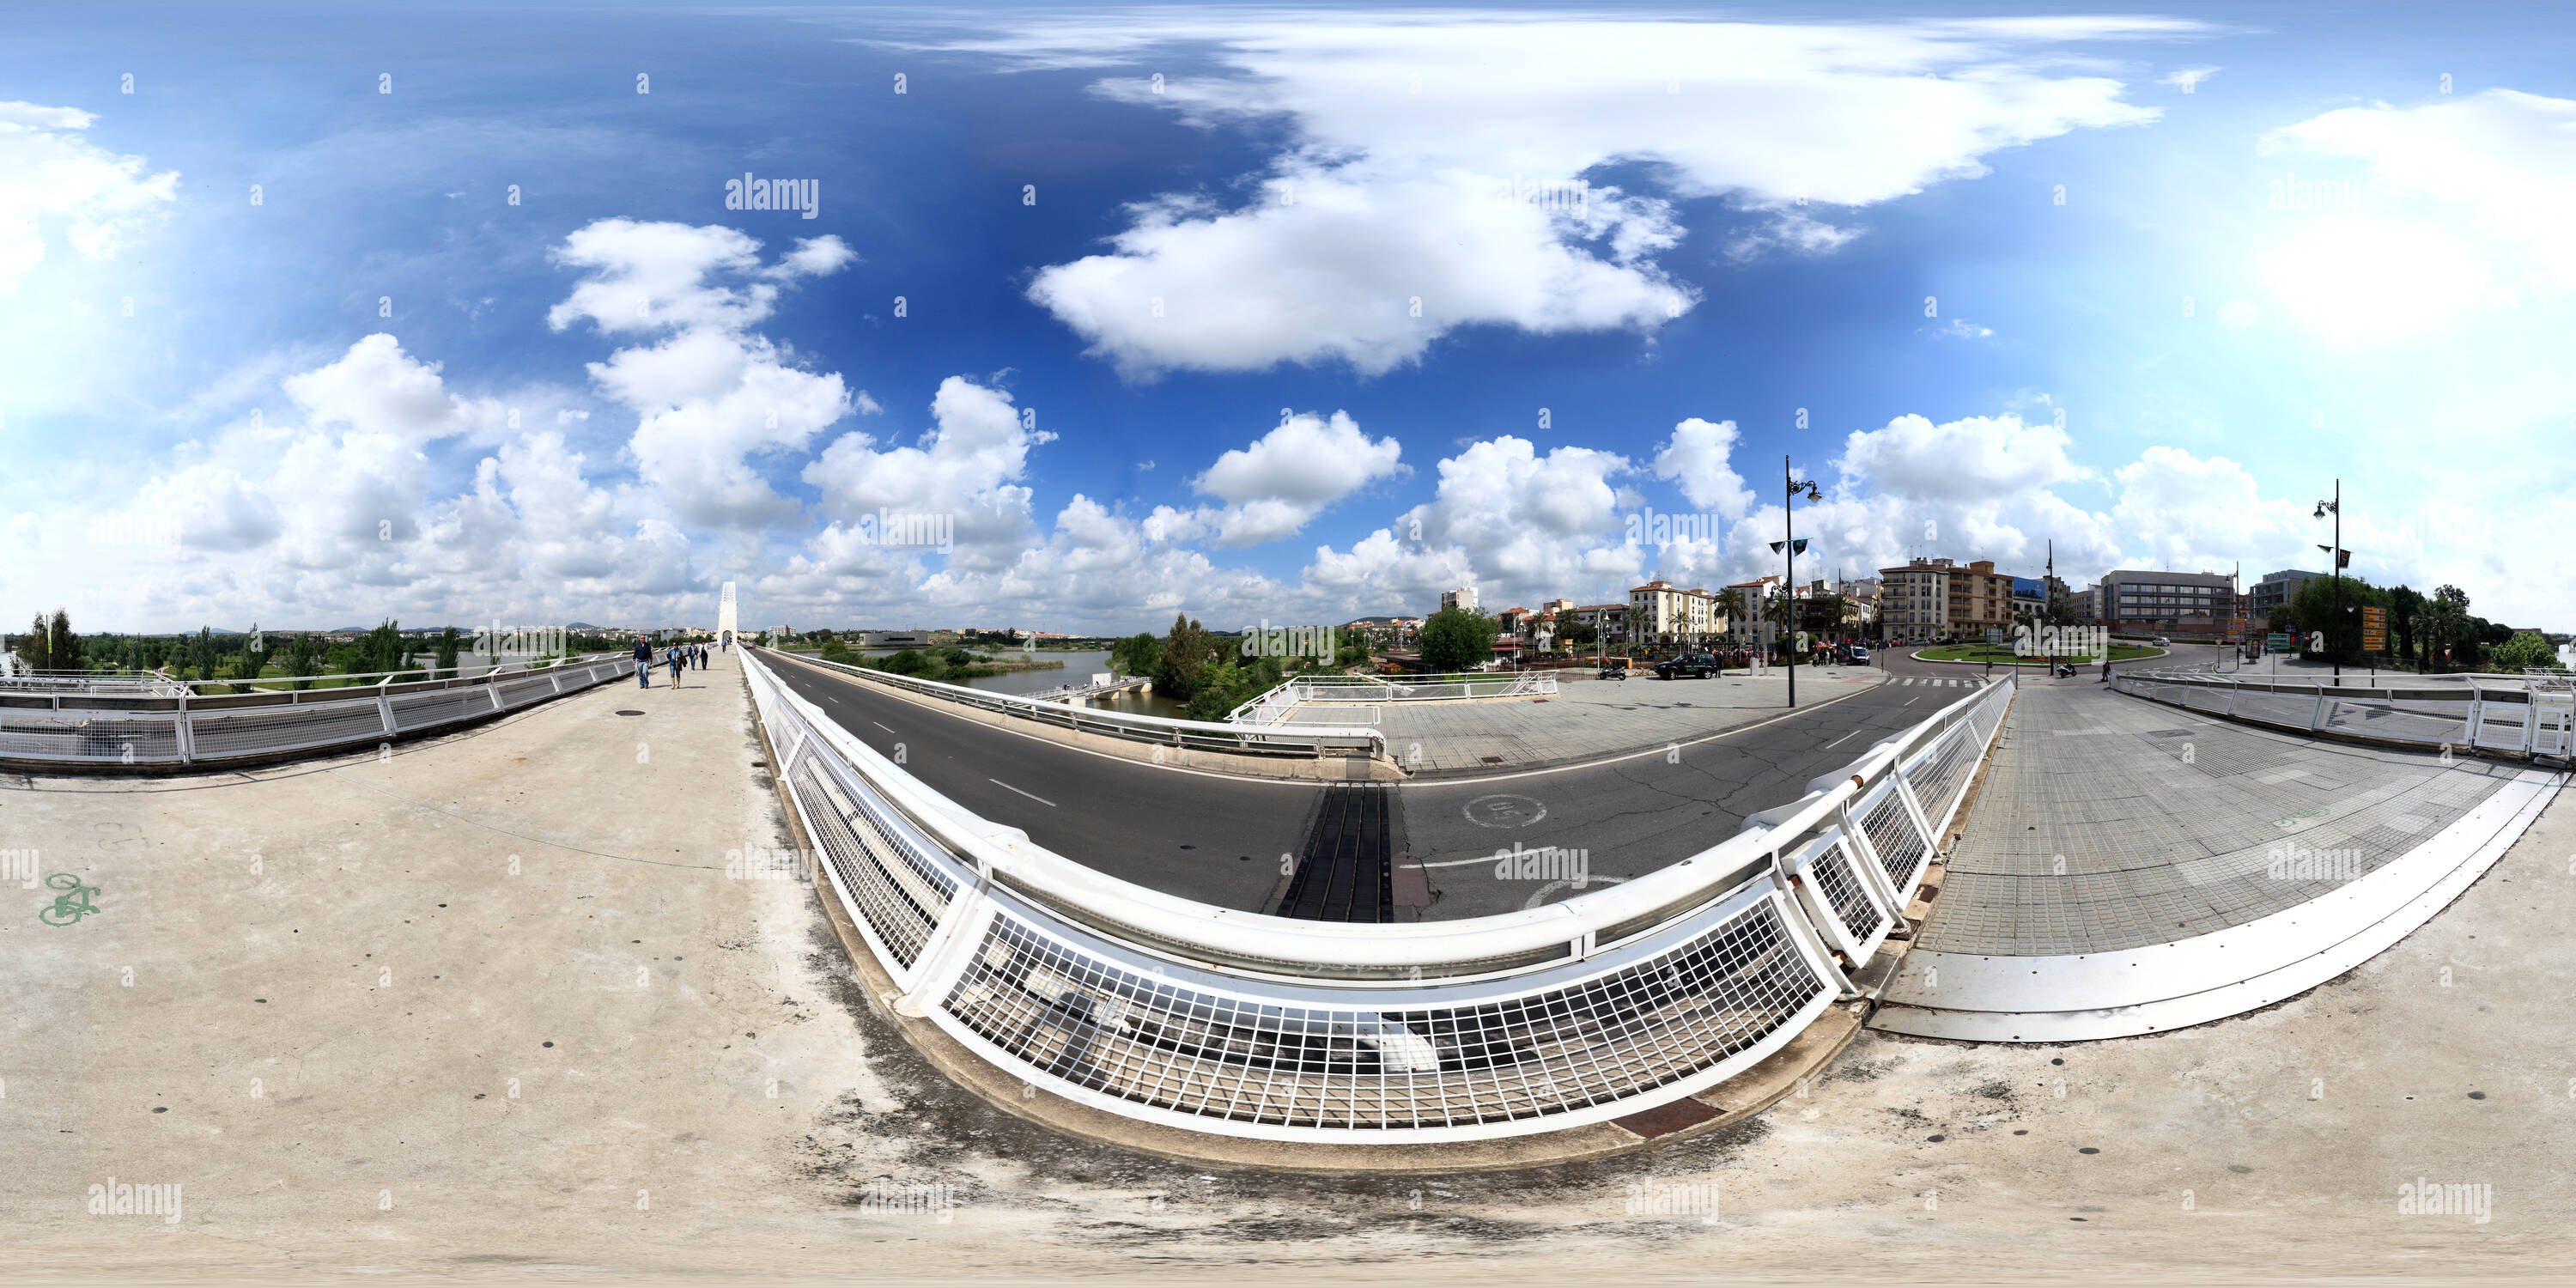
[1654,652,1722,679]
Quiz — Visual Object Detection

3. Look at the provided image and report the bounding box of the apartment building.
[1555,603,1625,646]
[1878,558,2014,641]
[2099,568,2237,637]
[2250,568,2324,619]
[1630,580,1724,646]
[1440,586,1479,613]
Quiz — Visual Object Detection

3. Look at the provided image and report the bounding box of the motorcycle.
[2050,662,2075,678]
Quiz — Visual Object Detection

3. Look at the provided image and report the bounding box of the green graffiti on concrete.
[39,873,99,927]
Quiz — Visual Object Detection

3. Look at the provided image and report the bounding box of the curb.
[750,686,1872,1175]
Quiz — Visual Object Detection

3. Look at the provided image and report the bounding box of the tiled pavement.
[1316,666,1897,774]
[1917,679,2519,957]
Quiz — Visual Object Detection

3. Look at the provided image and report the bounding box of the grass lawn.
[1913,643,2164,664]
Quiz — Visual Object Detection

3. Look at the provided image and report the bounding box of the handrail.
[1227,670,1559,725]
[762,647,1384,756]
[0,652,613,697]
[750,647,2007,977]
[743,647,2018,1142]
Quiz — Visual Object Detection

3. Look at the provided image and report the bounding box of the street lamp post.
[1771,453,1822,708]
[2315,480,2342,680]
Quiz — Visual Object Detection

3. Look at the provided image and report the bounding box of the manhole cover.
[616,709,646,716]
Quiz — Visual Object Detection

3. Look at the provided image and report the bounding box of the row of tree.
[2275,578,2557,672]
[1121,614,1390,720]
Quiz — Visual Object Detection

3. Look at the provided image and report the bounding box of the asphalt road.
[760,648,2032,920]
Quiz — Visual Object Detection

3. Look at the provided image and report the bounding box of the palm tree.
[2420,598,2466,674]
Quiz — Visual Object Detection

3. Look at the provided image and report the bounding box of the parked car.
[1654,652,1722,679]
[1849,645,1870,664]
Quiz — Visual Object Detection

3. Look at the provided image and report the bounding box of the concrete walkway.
[1365,665,1885,775]
[1877,677,2562,1041]
[12,648,2576,1277]
[1919,679,2524,957]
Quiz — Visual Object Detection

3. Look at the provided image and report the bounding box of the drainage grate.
[1278,783,1396,923]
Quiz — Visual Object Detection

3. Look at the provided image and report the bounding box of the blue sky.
[5,2,2573,633]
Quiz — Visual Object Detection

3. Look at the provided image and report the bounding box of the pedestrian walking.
[666,645,684,688]
[634,636,652,688]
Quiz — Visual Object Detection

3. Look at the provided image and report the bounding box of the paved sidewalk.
[1354,666,1886,774]
[1918,678,2522,957]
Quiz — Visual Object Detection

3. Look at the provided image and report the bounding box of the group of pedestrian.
[634,638,716,689]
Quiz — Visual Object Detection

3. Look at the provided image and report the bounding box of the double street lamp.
[1770,455,1823,708]
[2315,480,2347,679]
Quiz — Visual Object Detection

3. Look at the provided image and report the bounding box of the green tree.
[17,611,52,672]
[436,626,459,679]
[46,609,80,672]
[2388,586,2424,669]
[1152,614,1215,702]
[283,634,325,690]
[360,620,404,674]
[2494,632,2559,671]
[1418,606,1498,672]
[2420,588,2469,674]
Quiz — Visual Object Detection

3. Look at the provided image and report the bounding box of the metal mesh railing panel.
[1862,790,1929,890]
[189,702,386,757]
[0,711,185,762]
[391,690,486,732]
[1808,840,1886,944]
[942,896,1826,1131]
[793,759,944,968]
[495,677,556,708]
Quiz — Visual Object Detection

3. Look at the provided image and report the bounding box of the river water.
[848,647,1188,719]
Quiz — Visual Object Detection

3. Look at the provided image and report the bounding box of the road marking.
[1905,696,1921,706]
[872,721,896,734]
[988,778,1057,807]
[1821,728,1860,750]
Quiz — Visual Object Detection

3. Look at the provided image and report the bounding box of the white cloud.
[550,221,864,530]
[0,101,179,293]
[283,333,496,444]
[1836,412,2092,503]
[2267,89,2576,292]
[1650,417,1755,517]
[1011,15,2170,377]
[799,376,1054,572]
[2163,66,2221,93]
[1188,410,1404,544]
[1029,166,1688,378]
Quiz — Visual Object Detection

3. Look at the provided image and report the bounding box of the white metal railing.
[745,647,2014,1142]
[2113,667,2574,759]
[763,648,1382,760]
[0,654,629,766]
[1228,671,1559,726]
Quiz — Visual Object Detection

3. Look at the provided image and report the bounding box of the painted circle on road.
[1461,794,1547,829]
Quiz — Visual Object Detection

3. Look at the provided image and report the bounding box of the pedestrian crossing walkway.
[1897,676,1990,688]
